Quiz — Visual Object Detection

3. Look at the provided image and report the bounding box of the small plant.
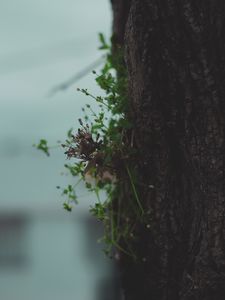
[34,139,50,156]
[35,34,145,259]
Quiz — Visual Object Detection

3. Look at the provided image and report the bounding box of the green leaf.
[85,182,92,189]
[98,33,109,50]
[63,203,72,212]
[67,128,73,138]
[34,139,50,156]
[90,203,106,221]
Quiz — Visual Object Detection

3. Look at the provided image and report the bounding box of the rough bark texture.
[111,1,225,299]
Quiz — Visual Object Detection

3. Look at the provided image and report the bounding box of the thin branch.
[48,55,105,96]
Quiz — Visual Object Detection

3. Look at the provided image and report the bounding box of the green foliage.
[90,202,107,221]
[35,34,144,259]
[98,33,110,50]
[63,202,72,212]
[34,139,50,156]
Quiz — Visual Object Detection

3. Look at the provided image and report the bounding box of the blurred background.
[0,0,121,299]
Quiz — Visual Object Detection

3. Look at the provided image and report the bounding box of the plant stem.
[125,165,144,215]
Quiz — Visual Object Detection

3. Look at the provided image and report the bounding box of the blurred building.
[0,208,121,300]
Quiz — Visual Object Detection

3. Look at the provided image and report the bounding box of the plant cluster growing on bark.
[35,34,146,257]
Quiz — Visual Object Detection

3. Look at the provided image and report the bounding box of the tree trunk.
[111,1,225,299]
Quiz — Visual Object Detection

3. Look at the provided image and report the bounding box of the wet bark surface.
[111,1,225,299]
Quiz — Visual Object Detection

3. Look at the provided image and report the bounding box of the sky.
[0,2,114,299]
[0,0,112,212]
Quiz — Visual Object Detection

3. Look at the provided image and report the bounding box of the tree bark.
[111,1,225,299]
